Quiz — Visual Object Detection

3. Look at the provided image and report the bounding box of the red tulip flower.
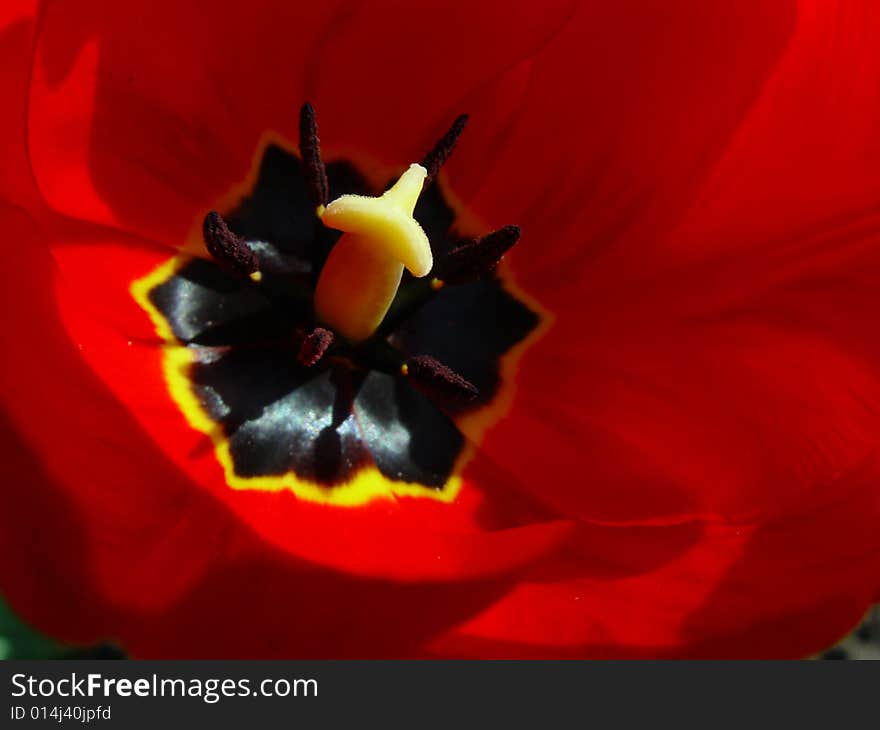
[2,0,880,659]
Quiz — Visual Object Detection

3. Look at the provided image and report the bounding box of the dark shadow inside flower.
[190,353,373,485]
[145,144,538,492]
[225,149,364,276]
[394,280,540,417]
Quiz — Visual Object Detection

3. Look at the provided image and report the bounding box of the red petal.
[27,0,341,245]
[448,1,796,255]
[467,2,880,525]
[675,1,880,258]
[307,0,575,176]
[476,281,880,524]
[0,205,225,635]
[0,1,42,210]
[26,0,573,247]
[427,466,880,657]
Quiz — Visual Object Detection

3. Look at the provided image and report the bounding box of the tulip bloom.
[1,0,880,658]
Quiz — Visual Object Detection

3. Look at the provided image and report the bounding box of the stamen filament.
[299,102,329,212]
[202,211,260,277]
[404,354,478,401]
[298,327,335,367]
[421,114,468,187]
[435,225,521,285]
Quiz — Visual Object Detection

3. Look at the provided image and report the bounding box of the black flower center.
[134,109,540,504]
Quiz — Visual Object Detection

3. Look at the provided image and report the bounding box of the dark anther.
[421,114,468,187]
[299,102,329,209]
[435,225,521,285]
[404,354,478,401]
[298,327,335,367]
[202,211,260,276]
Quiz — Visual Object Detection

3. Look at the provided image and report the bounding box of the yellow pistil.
[314,164,432,342]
